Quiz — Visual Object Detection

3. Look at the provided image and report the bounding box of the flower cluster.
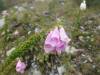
[44,26,71,54]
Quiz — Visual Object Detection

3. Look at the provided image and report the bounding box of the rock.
[33,69,41,75]
[87,55,93,62]
[92,65,96,69]
[85,20,93,25]
[30,6,35,10]
[6,47,16,56]
[1,31,5,36]
[28,31,32,35]
[65,46,84,55]
[96,25,100,30]
[0,18,5,28]
[2,10,9,17]
[13,30,19,36]
[79,36,84,42]
[14,5,19,9]
[57,65,65,75]
[1,59,4,64]
[83,60,88,63]
[17,6,26,12]
[34,27,41,33]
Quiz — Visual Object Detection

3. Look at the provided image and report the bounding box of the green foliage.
[0,32,45,75]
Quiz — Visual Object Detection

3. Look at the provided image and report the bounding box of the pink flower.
[56,40,66,54]
[16,59,26,74]
[44,30,54,53]
[59,27,71,44]
[44,26,71,54]
[50,27,60,47]
[44,27,60,53]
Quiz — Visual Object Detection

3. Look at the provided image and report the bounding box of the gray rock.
[0,18,5,28]
[6,47,16,56]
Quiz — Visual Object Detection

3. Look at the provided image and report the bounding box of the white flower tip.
[80,0,86,11]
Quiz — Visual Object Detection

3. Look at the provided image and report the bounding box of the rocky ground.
[0,0,100,75]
